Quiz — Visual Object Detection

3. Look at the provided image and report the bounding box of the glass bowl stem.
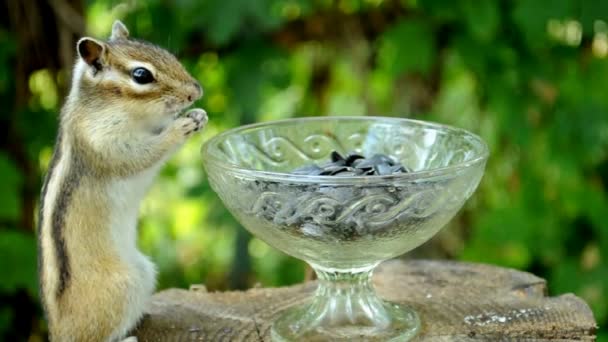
[271,263,420,341]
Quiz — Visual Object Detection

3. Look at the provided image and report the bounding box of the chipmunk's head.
[71,20,202,122]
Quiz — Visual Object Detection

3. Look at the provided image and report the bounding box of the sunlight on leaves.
[28,70,58,111]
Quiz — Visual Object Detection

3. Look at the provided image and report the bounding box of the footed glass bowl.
[201,116,488,341]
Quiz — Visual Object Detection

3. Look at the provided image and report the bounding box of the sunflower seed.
[291,151,410,176]
[345,153,364,165]
[330,151,345,163]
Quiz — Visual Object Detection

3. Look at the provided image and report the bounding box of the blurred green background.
[1,0,607,340]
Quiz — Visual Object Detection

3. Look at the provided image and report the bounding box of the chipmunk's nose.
[188,81,203,102]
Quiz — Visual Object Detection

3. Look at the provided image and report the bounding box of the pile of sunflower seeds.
[245,151,420,240]
[291,151,411,176]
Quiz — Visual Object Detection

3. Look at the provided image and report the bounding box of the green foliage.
[0,307,11,338]
[0,230,38,297]
[1,0,608,340]
[378,19,436,76]
[0,154,22,221]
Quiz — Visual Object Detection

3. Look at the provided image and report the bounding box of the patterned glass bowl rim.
[201,116,489,184]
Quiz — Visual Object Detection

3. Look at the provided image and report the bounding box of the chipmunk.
[37,20,207,341]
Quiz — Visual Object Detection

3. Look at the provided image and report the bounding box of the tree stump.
[134,260,597,341]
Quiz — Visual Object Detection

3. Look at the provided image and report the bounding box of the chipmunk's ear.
[110,20,129,41]
[77,38,106,70]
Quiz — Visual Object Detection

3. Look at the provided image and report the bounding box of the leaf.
[205,0,248,45]
[377,19,436,76]
[0,154,22,221]
[0,230,38,297]
[418,0,461,21]
[225,40,287,124]
[512,0,574,49]
[579,0,608,35]
[461,0,500,42]
[550,104,608,165]
[195,0,281,45]
[461,205,537,269]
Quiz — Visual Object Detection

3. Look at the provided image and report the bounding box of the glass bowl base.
[271,301,420,342]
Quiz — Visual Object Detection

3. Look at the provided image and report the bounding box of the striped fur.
[50,150,84,299]
[37,20,206,342]
[38,129,63,319]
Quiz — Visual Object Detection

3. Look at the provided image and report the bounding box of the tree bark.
[135,260,597,341]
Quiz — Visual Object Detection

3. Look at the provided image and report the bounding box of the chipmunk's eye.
[131,67,154,84]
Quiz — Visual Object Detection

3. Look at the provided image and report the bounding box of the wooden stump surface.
[135,260,597,341]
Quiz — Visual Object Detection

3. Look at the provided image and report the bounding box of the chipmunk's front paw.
[177,108,208,136]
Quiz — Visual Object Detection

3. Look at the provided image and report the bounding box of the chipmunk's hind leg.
[121,337,137,342]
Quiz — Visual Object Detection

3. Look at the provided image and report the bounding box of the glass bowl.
[201,116,488,341]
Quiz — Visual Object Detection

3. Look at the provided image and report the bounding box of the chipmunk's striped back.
[38,128,65,318]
